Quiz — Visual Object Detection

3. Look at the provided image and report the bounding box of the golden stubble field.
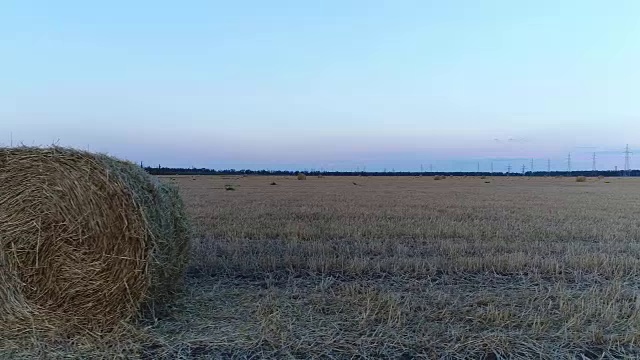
[139,175,640,359]
[10,175,640,359]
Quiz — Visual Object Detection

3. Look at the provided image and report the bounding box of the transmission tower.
[592,152,596,172]
[624,144,632,176]
[567,153,571,176]
[547,159,551,176]
[490,162,494,175]
[429,164,433,173]
[477,161,480,174]
[521,164,526,175]
[507,164,512,175]
[421,164,424,173]
[530,158,534,176]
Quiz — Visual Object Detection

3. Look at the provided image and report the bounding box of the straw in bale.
[0,147,190,336]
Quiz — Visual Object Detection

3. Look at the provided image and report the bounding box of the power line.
[624,144,632,176]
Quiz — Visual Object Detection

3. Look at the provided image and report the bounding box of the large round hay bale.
[0,147,190,336]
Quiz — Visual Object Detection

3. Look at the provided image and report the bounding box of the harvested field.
[5,175,640,358]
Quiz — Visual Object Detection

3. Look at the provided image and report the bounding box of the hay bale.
[297,172,307,180]
[0,147,190,337]
[576,176,587,182]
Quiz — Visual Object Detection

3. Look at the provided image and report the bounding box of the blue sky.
[2,1,639,171]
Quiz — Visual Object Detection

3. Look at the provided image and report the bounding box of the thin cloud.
[492,137,528,143]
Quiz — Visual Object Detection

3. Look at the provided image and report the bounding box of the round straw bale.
[0,147,190,336]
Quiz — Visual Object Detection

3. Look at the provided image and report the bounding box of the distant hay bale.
[434,175,445,180]
[297,172,307,180]
[598,175,604,180]
[576,176,587,182]
[0,147,190,337]
[480,176,487,179]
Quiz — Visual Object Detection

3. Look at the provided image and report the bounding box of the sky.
[1,1,640,172]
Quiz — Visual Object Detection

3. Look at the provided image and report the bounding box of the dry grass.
[6,175,640,358]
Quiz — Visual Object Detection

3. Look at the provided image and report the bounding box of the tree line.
[144,166,639,177]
